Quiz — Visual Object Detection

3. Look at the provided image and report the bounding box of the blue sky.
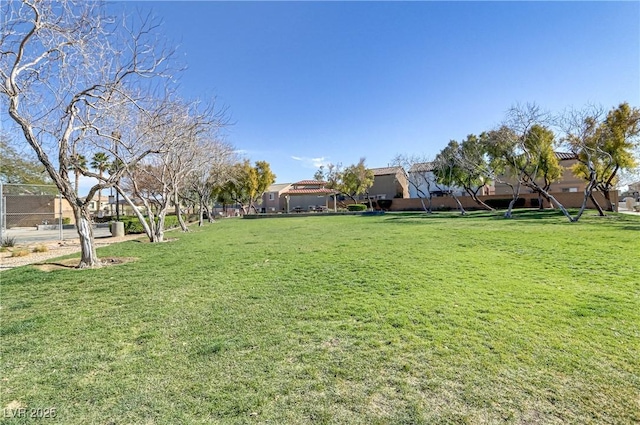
[85,1,640,189]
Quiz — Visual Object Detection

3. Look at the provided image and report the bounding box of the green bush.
[62,217,71,225]
[347,204,368,212]
[119,215,184,234]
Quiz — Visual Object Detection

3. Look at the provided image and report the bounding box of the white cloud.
[291,156,329,169]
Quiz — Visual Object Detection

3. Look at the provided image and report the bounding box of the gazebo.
[282,180,338,213]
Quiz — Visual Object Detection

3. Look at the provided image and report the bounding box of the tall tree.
[485,103,551,218]
[433,135,494,211]
[1,0,174,267]
[519,125,564,210]
[223,160,276,214]
[341,158,374,204]
[91,152,110,213]
[0,131,51,184]
[119,97,226,241]
[68,154,88,196]
[431,147,467,215]
[570,103,640,212]
[187,138,237,226]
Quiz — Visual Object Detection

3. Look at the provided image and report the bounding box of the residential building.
[261,183,292,212]
[406,162,467,198]
[367,167,410,199]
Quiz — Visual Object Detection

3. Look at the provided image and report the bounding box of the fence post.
[59,193,63,241]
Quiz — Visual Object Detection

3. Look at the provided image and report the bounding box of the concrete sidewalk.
[2,225,113,245]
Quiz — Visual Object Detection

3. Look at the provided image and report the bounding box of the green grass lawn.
[1,210,639,424]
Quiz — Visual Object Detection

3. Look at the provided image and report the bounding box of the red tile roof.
[293,180,327,185]
[284,188,337,195]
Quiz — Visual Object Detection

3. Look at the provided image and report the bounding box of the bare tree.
[1,1,174,267]
[393,154,434,213]
[188,138,238,226]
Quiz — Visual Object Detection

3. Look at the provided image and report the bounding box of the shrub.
[62,217,71,225]
[32,245,49,253]
[119,215,184,235]
[377,199,393,210]
[11,249,30,258]
[347,204,368,212]
[2,236,17,247]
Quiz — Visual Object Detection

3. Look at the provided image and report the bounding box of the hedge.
[347,204,368,212]
[118,215,190,234]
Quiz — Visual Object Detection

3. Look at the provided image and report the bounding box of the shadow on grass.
[375,209,640,226]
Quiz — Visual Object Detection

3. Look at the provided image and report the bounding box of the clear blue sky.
[123,1,639,184]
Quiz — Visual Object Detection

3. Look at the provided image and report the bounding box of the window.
[268,193,274,201]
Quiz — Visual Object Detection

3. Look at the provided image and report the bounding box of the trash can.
[110,221,125,237]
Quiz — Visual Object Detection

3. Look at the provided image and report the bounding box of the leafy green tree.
[520,125,564,209]
[484,103,552,218]
[341,158,374,204]
[571,103,640,212]
[0,133,51,184]
[222,160,276,214]
[433,135,494,212]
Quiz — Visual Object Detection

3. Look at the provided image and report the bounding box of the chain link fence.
[0,183,65,244]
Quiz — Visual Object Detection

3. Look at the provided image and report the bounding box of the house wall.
[369,172,409,199]
[262,191,283,212]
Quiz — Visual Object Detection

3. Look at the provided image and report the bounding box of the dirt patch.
[0,233,143,271]
[33,257,138,272]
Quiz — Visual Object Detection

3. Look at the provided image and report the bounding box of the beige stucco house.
[367,167,410,199]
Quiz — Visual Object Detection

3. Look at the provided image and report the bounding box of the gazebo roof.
[293,179,327,185]
[284,188,337,195]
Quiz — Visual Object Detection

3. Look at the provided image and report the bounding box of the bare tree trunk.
[449,193,466,215]
[72,205,101,268]
[198,198,205,226]
[504,180,523,219]
[573,181,598,222]
[602,189,615,212]
[114,186,154,241]
[464,187,494,211]
[174,192,189,232]
[419,197,432,213]
[589,192,605,216]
